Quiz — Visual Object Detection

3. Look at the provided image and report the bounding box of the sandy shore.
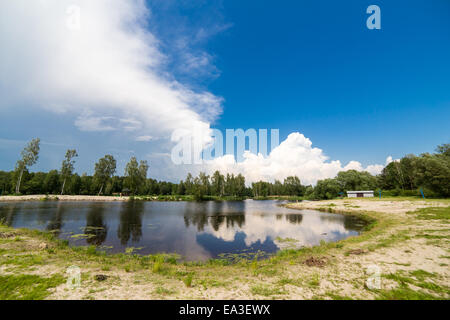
[0,195,130,202]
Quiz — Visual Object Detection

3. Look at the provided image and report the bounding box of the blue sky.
[0,0,449,183]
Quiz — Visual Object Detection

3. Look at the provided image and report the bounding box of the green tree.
[124,157,148,194]
[14,138,40,194]
[211,171,225,196]
[184,173,194,195]
[94,155,116,195]
[336,170,377,191]
[60,149,78,195]
[44,170,60,194]
[436,143,450,158]
[313,179,341,200]
[283,176,304,196]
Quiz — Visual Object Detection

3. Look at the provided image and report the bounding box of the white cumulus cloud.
[206,132,390,185]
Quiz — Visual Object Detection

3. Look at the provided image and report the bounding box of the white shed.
[346,191,374,198]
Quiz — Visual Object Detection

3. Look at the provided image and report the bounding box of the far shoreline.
[0,195,130,202]
[0,194,305,202]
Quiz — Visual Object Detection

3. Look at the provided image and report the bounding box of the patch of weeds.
[275,237,298,243]
[277,277,302,287]
[382,270,448,297]
[0,274,65,300]
[326,292,353,300]
[327,203,336,207]
[409,269,436,281]
[183,273,194,287]
[393,262,411,267]
[197,278,227,289]
[375,287,442,300]
[249,259,258,273]
[152,256,165,273]
[307,273,320,287]
[155,286,175,295]
[101,265,111,271]
[375,232,411,249]
[250,284,285,297]
[415,234,447,240]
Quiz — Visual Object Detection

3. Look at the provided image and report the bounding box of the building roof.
[346,191,374,193]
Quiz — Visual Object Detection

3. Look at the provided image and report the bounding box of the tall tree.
[60,149,78,195]
[211,170,224,196]
[15,138,40,194]
[94,155,116,195]
[184,173,194,195]
[124,157,140,194]
[283,176,304,196]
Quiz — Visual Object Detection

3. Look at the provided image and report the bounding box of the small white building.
[346,191,374,198]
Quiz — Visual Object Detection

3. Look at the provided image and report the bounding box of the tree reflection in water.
[46,202,66,236]
[0,204,19,226]
[84,203,108,246]
[117,201,144,245]
[285,214,303,224]
[183,201,247,232]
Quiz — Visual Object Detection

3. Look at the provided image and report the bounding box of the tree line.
[303,143,449,199]
[0,138,448,199]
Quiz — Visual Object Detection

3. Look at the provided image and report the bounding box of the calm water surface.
[0,200,367,261]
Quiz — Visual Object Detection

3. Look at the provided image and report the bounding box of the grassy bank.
[0,198,449,300]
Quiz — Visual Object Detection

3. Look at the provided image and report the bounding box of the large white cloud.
[206,132,390,185]
[0,0,222,143]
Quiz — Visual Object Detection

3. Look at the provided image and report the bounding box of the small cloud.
[74,112,115,132]
[136,135,154,142]
[147,152,171,158]
[120,119,142,132]
[385,156,400,165]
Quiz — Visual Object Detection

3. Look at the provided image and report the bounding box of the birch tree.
[15,138,40,194]
[94,155,116,195]
[60,149,78,195]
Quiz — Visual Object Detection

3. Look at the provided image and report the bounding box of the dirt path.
[1,198,449,300]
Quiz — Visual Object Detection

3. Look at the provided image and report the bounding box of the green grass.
[375,287,443,300]
[380,270,449,299]
[0,274,65,300]
[409,206,450,221]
